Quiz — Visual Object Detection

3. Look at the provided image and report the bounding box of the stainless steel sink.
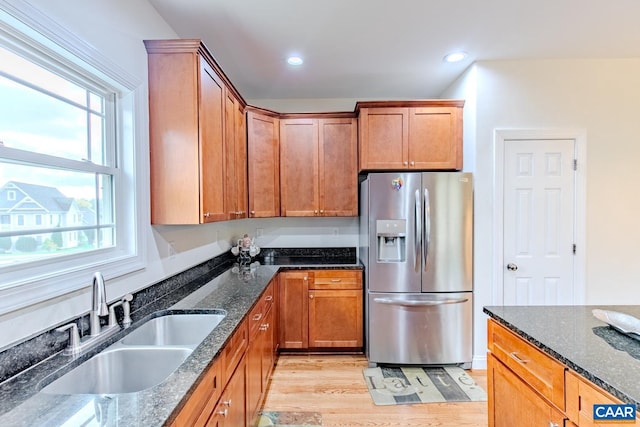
[40,347,192,394]
[120,313,226,347]
[41,311,227,395]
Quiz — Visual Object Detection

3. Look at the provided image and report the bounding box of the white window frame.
[0,2,146,315]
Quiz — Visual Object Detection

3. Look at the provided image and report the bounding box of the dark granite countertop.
[0,253,362,427]
[484,305,640,406]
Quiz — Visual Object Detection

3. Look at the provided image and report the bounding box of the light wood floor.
[262,354,488,427]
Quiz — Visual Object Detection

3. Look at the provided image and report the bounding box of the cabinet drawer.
[249,280,276,339]
[488,354,565,427]
[262,279,275,313]
[487,319,565,410]
[222,318,248,384]
[566,370,639,426]
[171,358,222,427]
[311,270,362,289]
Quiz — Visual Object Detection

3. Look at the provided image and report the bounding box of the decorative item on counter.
[231,233,260,266]
[232,261,260,281]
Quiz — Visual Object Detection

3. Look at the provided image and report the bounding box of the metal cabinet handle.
[309,294,314,299]
[410,161,415,166]
[217,408,228,417]
[253,313,262,321]
[507,263,518,271]
[265,295,273,302]
[203,212,210,218]
[509,352,530,364]
[548,423,558,427]
[223,399,232,406]
[330,278,341,282]
[260,323,269,331]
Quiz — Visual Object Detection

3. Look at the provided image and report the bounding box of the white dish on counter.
[592,308,640,339]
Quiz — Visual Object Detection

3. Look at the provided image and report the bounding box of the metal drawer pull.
[509,352,530,364]
[265,295,273,301]
[548,423,558,427]
[253,313,262,321]
[260,323,269,331]
[330,278,341,282]
[217,408,228,417]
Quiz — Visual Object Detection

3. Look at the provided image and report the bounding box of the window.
[0,6,144,314]
[0,41,116,264]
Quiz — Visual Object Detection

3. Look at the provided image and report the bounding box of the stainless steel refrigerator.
[360,172,473,367]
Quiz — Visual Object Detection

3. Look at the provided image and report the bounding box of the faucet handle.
[56,323,80,356]
[108,300,124,327]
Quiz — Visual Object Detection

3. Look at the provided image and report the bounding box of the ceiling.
[147,0,640,102]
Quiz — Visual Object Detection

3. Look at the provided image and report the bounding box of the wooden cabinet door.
[208,356,246,427]
[199,57,226,223]
[318,118,358,216]
[261,305,276,389]
[280,119,319,216]
[278,271,310,349]
[234,100,247,218]
[308,289,362,348]
[358,107,409,170]
[246,333,263,426]
[488,354,565,427]
[247,110,280,217]
[408,107,462,170]
[224,89,247,220]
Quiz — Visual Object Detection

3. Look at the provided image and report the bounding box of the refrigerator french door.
[360,172,473,367]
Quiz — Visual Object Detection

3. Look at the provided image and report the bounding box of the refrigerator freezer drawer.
[367,292,472,365]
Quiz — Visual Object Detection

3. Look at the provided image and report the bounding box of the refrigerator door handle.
[424,188,431,270]
[373,297,469,307]
[414,189,421,272]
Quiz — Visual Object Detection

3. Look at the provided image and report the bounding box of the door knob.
[507,263,518,271]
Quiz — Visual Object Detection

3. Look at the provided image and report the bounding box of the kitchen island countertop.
[484,305,640,406]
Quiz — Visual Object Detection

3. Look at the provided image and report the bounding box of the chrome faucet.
[57,272,122,356]
[90,272,109,336]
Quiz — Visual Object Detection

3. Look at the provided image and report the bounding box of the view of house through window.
[0,42,117,268]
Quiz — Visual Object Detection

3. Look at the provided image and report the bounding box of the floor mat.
[363,366,487,406]
[258,411,322,427]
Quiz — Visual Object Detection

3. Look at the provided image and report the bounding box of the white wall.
[444,58,640,367]
[0,0,358,350]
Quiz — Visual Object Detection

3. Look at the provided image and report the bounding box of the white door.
[503,139,576,305]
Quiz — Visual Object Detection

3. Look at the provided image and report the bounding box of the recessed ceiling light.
[443,52,468,63]
[287,56,304,66]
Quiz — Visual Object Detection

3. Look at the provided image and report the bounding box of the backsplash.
[0,251,235,384]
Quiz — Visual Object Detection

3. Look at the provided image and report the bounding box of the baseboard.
[472,354,487,370]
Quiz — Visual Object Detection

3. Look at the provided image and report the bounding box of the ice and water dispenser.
[376,219,406,262]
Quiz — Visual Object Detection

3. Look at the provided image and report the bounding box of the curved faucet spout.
[90,272,108,336]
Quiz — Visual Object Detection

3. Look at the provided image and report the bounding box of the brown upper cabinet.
[225,90,248,220]
[357,100,464,171]
[247,108,280,218]
[279,116,357,217]
[145,39,246,224]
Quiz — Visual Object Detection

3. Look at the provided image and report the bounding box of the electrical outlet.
[256,228,264,237]
[168,241,176,259]
[332,228,339,236]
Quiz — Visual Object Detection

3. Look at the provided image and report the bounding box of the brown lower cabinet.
[488,319,640,427]
[170,269,361,426]
[278,269,363,350]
